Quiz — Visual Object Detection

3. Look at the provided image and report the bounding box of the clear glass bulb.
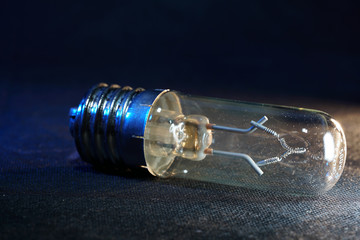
[143,91,346,195]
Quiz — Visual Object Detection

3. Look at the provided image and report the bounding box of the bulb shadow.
[71,157,321,202]
[70,155,153,180]
[151,177,321,203]
[73,164,153,180]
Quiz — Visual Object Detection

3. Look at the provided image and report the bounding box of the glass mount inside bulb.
[144,91,313,177]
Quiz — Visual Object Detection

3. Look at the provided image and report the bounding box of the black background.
[1,0,360,101]
[1,1,360,239]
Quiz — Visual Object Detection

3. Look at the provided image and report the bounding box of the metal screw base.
[69,83,163,169]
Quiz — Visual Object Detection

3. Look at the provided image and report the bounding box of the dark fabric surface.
[0,80,359,239]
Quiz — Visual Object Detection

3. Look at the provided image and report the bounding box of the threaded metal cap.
[69,83,163,169]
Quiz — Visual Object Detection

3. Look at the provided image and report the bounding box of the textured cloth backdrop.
[0,81,359,239]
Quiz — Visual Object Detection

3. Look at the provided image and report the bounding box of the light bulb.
[69,83,346,195]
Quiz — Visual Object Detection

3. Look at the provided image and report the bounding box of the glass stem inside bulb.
[147,108,308,176]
